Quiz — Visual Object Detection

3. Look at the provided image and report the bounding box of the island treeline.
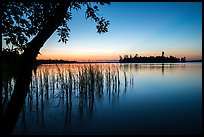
[119,52,186,63]
[37,59,77,64]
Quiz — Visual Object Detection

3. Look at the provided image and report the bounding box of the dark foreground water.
[3,63,202,135]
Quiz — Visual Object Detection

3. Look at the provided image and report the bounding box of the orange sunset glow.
[2,2,202,135]
[36,49,202,61]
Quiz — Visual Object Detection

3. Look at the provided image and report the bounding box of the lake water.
[4,63,202,135]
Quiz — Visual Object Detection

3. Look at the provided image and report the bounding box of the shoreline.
[36,60,202,64]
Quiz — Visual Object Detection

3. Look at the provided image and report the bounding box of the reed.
[39,70,43,95]
[124,71,127,87]
[3,63,136,122]
[43,69,49,100]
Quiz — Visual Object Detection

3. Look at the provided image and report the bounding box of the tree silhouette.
[119,53,183,63]
[134,54,138,58]
[162,51,164,57]
[2,2,110,63]
[1,2,110,134]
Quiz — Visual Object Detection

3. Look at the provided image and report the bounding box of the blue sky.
[2,2,202,61]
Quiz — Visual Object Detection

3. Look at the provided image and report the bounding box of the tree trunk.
[23,2,71,62]
[2,3,70,135]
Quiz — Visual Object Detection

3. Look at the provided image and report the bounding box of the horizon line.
[37,58,202,62]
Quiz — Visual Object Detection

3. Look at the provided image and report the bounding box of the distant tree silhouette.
[181,57,186,62]
[134,54,138,58]
[119,53,185,63]
[162,51,164,57]
[2,2,110,63]
[119,55,123,61]
[124,55,129,59]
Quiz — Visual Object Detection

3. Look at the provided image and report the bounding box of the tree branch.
[23,2,71,61]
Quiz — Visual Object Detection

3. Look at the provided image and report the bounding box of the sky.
[2,2,202,61]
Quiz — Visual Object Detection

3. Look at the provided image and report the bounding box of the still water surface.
[9,63,202,134]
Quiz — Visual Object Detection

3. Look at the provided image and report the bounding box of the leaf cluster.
[2,2,110,50]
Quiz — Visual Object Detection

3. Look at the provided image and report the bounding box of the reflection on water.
[2,63,202,135]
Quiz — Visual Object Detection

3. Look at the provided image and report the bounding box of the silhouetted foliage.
[2,48,21,64]
[119,53,186,63]
[2,3,110,135]
[1,49,22,96]
[162,51,164,57]
[180,57,186,62]
[2,2,110,60]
